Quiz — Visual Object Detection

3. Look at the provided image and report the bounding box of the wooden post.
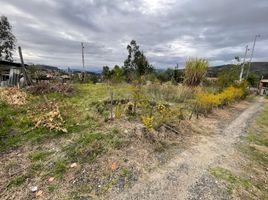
[18,46,33,86]
[110,88,113,120]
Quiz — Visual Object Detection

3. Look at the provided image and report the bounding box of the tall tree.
[111,65,123,83]
[102,66,111,82]
[123,40,153,81]
[0,16,16,61]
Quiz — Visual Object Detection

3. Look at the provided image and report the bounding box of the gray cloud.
[1,0,267,70]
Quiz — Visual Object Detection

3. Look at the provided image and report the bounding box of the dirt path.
[110,99,264,200]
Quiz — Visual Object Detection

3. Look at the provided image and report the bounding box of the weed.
[30,162,43,172]
[53,160,67,178]
[141,116,155,128]
[29,151,52,161]
[66,129,122,163]
[48,184,57,193]
[7,175,28,188]
[210,167,252,194]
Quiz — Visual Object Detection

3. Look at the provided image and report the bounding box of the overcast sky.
[1,0,268,70]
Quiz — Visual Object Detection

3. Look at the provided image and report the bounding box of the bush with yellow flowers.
[141,116,155,129]
[193,83,247,117]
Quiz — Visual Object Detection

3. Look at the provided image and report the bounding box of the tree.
[123,40,153,81]
[173,65,183,83]
[156,68,174,83]
[0,16,16,61]
[217,65,239,88]
[111,65,123,83]
[184,58,208,86]
[102,66,111,82]
[246,72,259,87]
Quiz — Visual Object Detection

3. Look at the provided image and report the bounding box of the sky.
[1,0,268,70]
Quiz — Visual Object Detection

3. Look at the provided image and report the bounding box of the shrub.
[184,58,208,86]
[141,116,155,129]
[193,84,247,117]
[217,66,239,89]
[196,92,221,114]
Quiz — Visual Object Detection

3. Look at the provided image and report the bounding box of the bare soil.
[105,98,265,200]
[1,99,265,200]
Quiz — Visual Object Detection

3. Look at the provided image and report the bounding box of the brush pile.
[0,87,27,105]
[27,83,74,96]
[29,101,68,133]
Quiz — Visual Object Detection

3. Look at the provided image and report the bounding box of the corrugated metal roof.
[261,79,268,83]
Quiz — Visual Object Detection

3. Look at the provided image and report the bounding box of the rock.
[111,162,119,171]
[124,129,129,134]
[79,196,93,200]
[30,186,38,192]
[70,163,78,168]
[48,177,54,182]
[36,190,43,197]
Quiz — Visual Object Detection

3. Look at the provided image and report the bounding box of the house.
[259,79,268,96]
[0,60,32,87]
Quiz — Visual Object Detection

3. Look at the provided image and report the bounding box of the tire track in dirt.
[110,99,264,200]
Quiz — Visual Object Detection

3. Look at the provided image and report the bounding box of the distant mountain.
[30,64,60,72]
[208,62,268,77]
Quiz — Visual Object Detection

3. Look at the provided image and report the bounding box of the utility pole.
[81,42,85,82]
[247,34,260,77]
[239,45,250,81]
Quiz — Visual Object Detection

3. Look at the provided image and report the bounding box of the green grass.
[65,128,123,163]
[0,84,132,153]
[243,105,268,167]
[29,151,53,161]
[7,175,28,188]
[30,162,43,172]
[53,159,67,178]
[48,184,57,193]
[210,167,252,194]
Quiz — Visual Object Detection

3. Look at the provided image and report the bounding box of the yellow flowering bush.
[156,103,167,113]
[194,84,247,116]
[218,86,245,104]
[141,116,155,128]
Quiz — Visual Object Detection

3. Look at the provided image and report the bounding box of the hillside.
[208,62,268,77]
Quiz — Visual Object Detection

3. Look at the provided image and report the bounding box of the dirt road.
[111,99,264,200]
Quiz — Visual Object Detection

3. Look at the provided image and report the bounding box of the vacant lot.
[0,83,265,200]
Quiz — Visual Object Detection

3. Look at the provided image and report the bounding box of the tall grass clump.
[144,83,195,103]
[184,58,208,86]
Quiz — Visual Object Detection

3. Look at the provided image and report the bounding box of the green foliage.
[66,129,122,163]
[102,66,111,82]
[217,65,239,88]
[7,175,28,188]
[246,72,259,87]
[111,65,124,83]
[123,40,153,81]
[53,160,67,178]
[0,15,16,61]
[210,167,253,194]
[48,184,57,193]
[156,68,174,83]
[145,83,194,103]
[29,151,52,161]
[184,58,208,86]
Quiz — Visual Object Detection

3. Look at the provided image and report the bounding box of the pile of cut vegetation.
[0,87,27,105]
[27,82,74,96]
